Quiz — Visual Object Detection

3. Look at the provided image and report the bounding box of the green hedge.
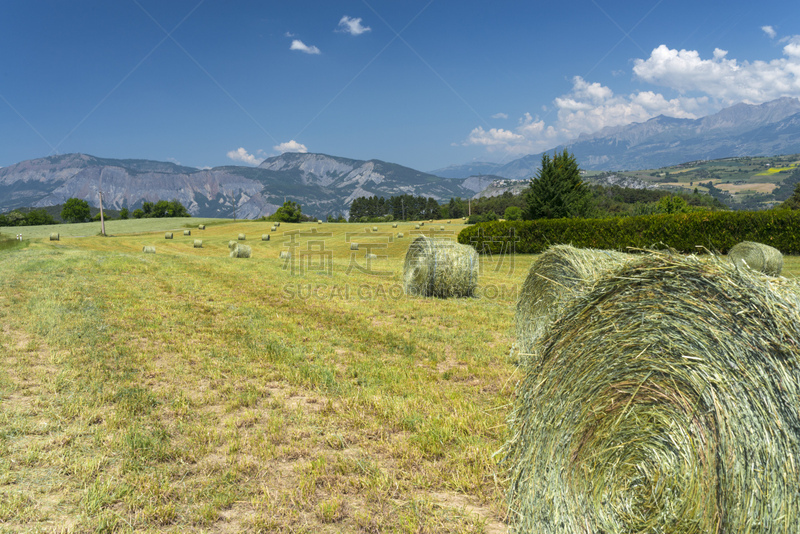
[457,210,800,255]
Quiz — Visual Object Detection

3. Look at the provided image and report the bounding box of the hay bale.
[392,223,398,228]
[193,239,202,248]
[198,224,205,230]
[275,222,280,227]
[397,233,404,238]
[271,226,277,231]
[238,233,246,241]
[415,224,421,229]
[504,252,800,533]
[350,243,359,251]
[728,240,783,276]
[419,222,425,226]
[279,251,290,259]
[317,220,323,224]
[429,219,433,222]
[184,230,191,236]
[142,246,155,254]
[229,244,251,258]
[439,225,445,231]
[165,232,173,239]
[366,253,378,260]
[403,236,479,298]
[262,234,270,241]
[49,233,59,241]
[515,245,633,363]
[373,226,379,232]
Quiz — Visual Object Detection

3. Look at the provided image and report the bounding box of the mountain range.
[0,152,476,219]
[434,97,800,179]
[2,97,800,218]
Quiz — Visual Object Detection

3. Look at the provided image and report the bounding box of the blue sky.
[1,0,799,172]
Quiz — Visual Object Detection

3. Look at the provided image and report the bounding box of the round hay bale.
[317,220,323,224]
[184,230,191,236]
[447,220,451,224]
[728,240,783,276]
[142,246,156,254]
[402,236,479,298]
[392,223,398,228]
[397,233,404,238]
[439,225,445,231]
[198,224,205,230]
[279,251,290,259]
[193,239,202,248]
[415,224,421,229]
[372,226,379,232]
[462,216,466,220]
[271,226,277,231]
[261,234,270,241]
[504,253,800,533]
[428,219,433,223]
[419,222,425,226]
[165,232,173,239]
[229,244,251,258]
[350,243,359,251]
[515,245,634,364]
[238,233,246,241]
[275,222,280,227]
[366,253,378,260]
[49,233,59,241]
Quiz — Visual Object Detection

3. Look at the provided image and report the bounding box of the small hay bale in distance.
[414,224,421,229]
[504,253,800,533]
[142,246,156,254]
[165,232,173,239]
[366,253,378,260]
[198,224,205,230]
[184,230,191,236]
[350,242,359,251]
[238,233,246,240]
[515,245,634,364]
[397,233,404,238]
[193,239,203,248]
[439,225,445,231]
[275,222,280,227]
[229,244,251,258]
[262,234,270,241]
[49,233,59,241]
[419,222,425,226]
[428,219,433,222]
[372,226,379,232]
[279,250,290,259]
[392,223,398,228]
[728,240,783,276]
[403,236,479,298]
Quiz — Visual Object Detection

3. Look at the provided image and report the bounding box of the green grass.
[0,219,517,533]
[2,219,798,532]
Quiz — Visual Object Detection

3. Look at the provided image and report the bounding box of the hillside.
[0,153,474,219]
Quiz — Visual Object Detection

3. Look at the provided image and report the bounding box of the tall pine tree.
[525,149,592,219]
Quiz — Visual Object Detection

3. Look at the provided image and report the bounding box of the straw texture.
[728,241,783,276]
[504,252,800,534]
[229,244,251,258]
[403,236,479,298]
[515,245,633,364]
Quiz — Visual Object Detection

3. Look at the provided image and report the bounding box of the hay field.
[0,220,528,533]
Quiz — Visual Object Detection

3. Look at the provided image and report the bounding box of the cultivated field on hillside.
[2,220,799,533]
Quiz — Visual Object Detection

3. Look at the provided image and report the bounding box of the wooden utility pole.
[99,190,106,236]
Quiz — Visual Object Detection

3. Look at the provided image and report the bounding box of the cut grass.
[0,220,524,533]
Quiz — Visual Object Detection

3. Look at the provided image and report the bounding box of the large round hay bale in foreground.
[49,233,59,241]
[193,239,202,248]
[515,245,633,363]
[229,244,251,258]
[165,232,173,239]
[728,240,783,276]
[262,234,270,241]
[184,230,191,236]
[142,246,155,254]
[403,236,478,298]
[504,253,800,533]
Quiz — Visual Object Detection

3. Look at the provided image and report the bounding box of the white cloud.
[762,25,777,39]
[632,42,800,103]
[274,140,308,153]
[285,31,296,38]
[337,16,371,36]
[227,147,263,166]
[491,112,509,119]
[290,39,321,55]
